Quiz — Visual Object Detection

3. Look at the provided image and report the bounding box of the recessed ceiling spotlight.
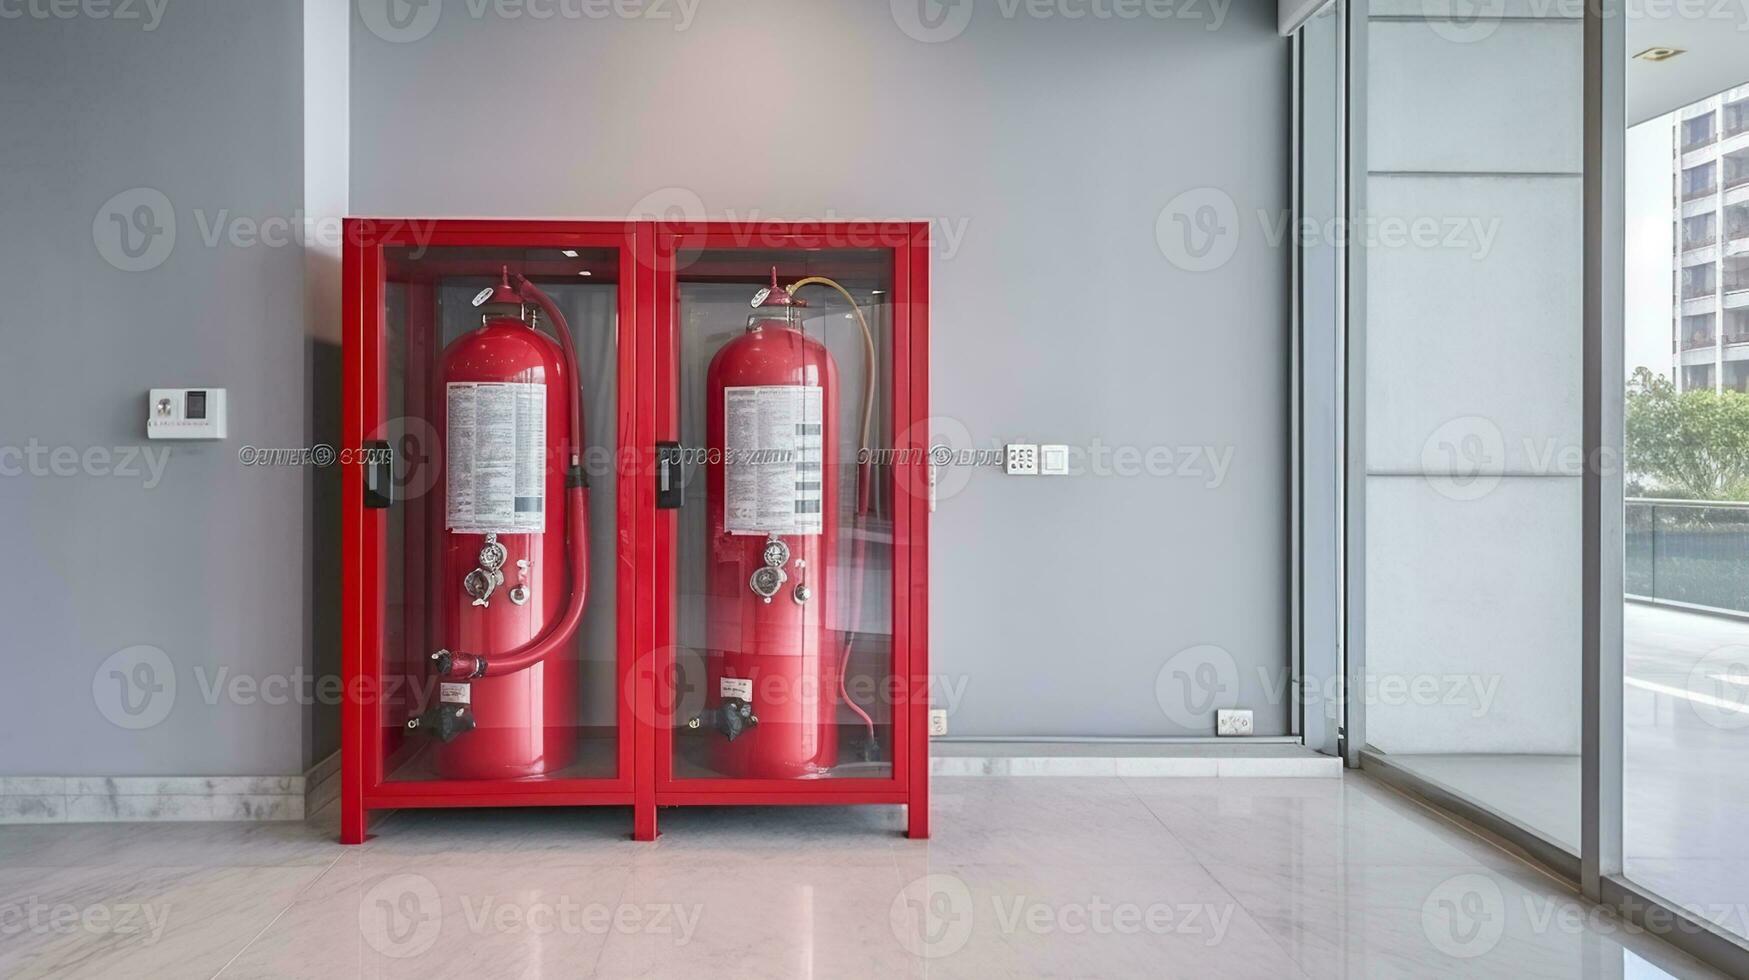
[577,270,592,277]
[561,249,579,258]
[1633,46,1685,62]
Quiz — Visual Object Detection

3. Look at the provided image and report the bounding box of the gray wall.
[0,0,1293,781]
[1364,3,1584,753]
[349,0,1292,738]
[0,1,311,775]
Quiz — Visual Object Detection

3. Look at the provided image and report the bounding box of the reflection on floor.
[1378,602,1749,943]
[0,775,1724,978]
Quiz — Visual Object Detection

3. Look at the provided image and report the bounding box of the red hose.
[443,488,587,679]
[440,276,589,681]
[515,274,585,454]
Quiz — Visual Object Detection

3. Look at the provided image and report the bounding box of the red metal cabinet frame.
[341,219,929,843]
[644,223,931,841]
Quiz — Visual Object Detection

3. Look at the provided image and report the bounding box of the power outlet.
[1005,444,1038,475]
[928,709,948,737]
[1216,708,1254,737]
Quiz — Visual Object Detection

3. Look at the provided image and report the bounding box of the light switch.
[1039,444,1070,476]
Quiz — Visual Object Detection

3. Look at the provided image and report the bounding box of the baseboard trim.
[304,751,341,818]
[0,742,1338,825]
[0,775,305,825]
[930,740,1342,777]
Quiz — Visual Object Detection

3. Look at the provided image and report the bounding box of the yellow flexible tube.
[786,276,878,479]
[785,276,881,751]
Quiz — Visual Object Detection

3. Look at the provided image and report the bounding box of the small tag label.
[720,677,753,703]
[440,683,471,705]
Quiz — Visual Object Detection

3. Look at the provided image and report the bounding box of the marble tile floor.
[1374,603,1749,942]
[0,775,1729,978]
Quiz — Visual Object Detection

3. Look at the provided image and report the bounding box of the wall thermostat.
[147,388,227,440]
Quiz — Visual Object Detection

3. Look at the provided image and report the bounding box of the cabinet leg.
[634,801,658,842]
[341,800,368,845]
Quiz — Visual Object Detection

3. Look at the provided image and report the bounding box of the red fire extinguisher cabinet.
[341,219,930,843]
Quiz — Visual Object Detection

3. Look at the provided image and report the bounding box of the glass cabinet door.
[655,239,909,787]
[356,228,635,795]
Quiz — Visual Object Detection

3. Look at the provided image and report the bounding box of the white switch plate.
[1216,708,1254,737]
[928,709,948,737]
[1005,444,1038,475]
[147,388,227,440]
[1039,444,1070,475]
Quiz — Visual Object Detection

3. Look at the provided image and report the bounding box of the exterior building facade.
[1675,84,1749,392]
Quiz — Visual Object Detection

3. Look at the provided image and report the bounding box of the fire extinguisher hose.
[437,277,590,681]
[786,277,880,747]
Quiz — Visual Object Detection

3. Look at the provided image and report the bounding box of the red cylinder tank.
[703,281,841,778]
[433,309,578,780]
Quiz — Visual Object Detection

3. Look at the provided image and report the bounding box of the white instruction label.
[723,385,823,536]
[720,676,753,703]
[446,382,547,534]
[439,683,471,705]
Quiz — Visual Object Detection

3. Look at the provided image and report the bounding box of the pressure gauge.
[750,566,785,600]
[762,539,790,569]
[478,539,507,571]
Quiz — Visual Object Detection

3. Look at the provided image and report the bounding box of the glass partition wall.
[1307,0,1749,974]
[1354,0,1586,853]
[1622,85,1749,951]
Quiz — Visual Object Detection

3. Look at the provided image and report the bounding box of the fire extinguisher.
[408,267,590,781]
[690,271,879,778]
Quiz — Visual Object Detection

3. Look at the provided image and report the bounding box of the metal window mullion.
[1340,0,1365,769]
[1291,26,1307,743]
[1581,0,1625,899]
